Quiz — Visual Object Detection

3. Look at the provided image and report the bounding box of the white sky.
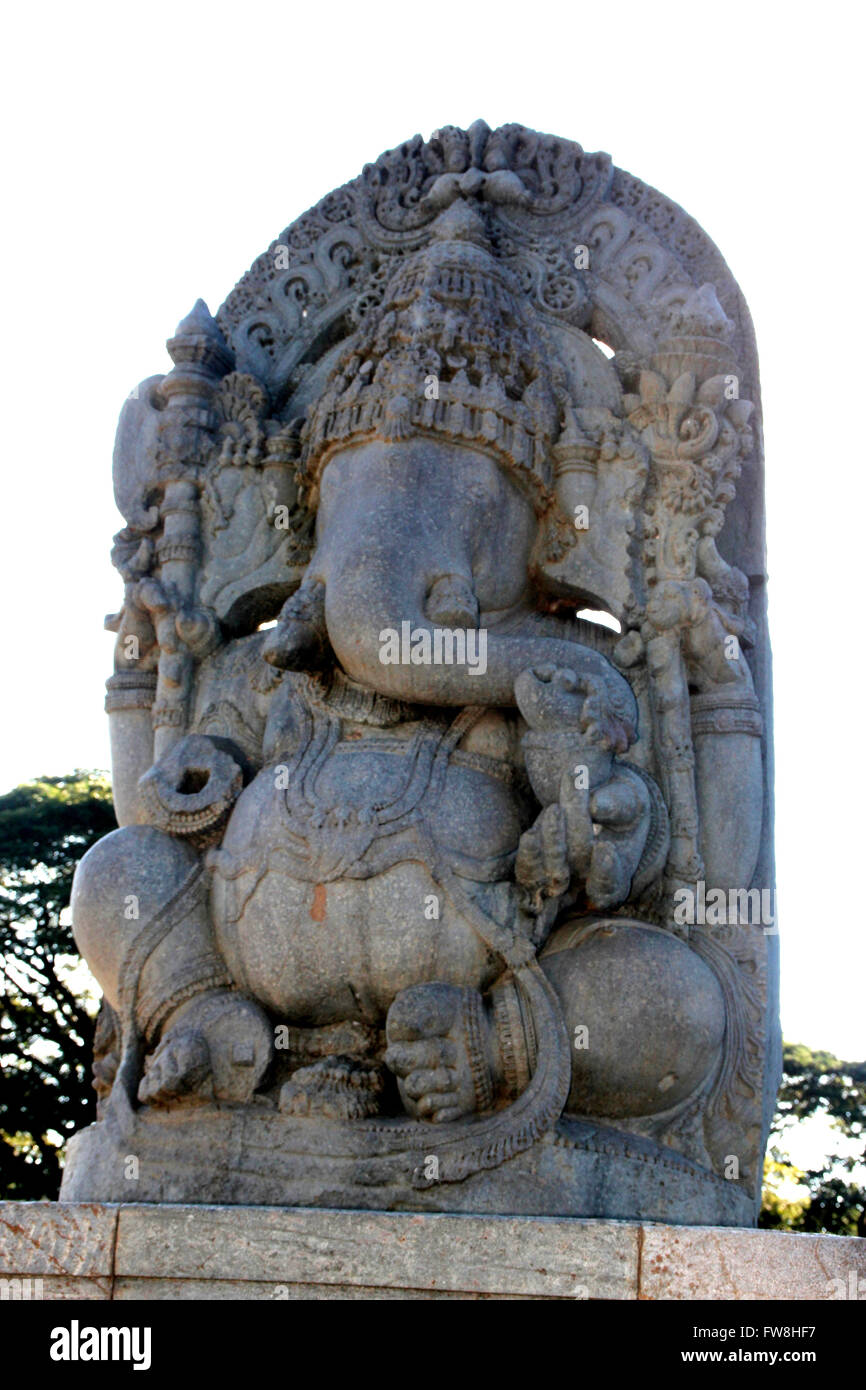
[2,0,864,1064]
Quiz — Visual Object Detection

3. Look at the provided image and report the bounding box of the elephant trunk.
[267,439,637,727]
[319,519,634,720]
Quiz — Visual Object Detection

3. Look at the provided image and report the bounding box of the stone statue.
[62,122,779,1224]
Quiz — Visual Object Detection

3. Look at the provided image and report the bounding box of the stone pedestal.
[1,1202,864,1301]
[59,1110,754,1226]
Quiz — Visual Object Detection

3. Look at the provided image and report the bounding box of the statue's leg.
[385,969,569,1125]
[381,901,725,1128]
[385,982,495,1122]
[539,918,726,1119]
[382,872,553,1122]
[71,824,273,1107]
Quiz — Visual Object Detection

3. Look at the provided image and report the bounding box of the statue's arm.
[104,584,159,826]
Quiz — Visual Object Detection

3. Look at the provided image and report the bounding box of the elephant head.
[263,430,637,734]
[260,200,637,733]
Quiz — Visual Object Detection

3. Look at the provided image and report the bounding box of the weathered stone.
[61,122,779,1225]
[640,1223,866,1301]
[114,1204,637,1298]
[112,1278,536,1300]
[0,1276,113,1301]
[2,1205,862,1301]
[0,1202,116,1277]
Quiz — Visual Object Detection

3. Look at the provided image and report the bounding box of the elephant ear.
[112,375,165,531]
[532,437,649,628]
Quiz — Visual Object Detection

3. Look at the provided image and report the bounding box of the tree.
[761,1155,809,1229]
[760,1042,866,1236]
[0,772,115,1198]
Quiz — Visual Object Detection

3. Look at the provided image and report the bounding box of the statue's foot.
[138,1029,212,1107]
[137,989,273,1108]
[385,983,494,1123]
[279,1056,385,1120]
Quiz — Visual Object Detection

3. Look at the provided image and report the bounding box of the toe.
[385,1039,455,1075]
[402,1067,454,1099]
[416,1092,459,1118]
[430,1103,464,1124]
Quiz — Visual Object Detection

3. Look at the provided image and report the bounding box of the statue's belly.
[210,744,518,1024]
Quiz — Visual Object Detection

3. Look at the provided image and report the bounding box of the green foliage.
[0,772,115,1198]
[775,1042,866,1135]
[760,1042,866,1236]
[791,1168,866,1238]
[761,1154,809,1228]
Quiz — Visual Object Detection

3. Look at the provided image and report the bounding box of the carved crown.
[299,200,568,515]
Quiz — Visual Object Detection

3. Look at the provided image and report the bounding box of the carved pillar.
[151,302,233,757]
[104,671,158,826]
[644,619,704,893]
[691,689,764,891]
[625,285,756,911]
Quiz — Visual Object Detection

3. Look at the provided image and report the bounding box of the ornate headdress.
[298,200,567,516]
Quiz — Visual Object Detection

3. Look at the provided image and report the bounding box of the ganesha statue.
[62,123,779,1224]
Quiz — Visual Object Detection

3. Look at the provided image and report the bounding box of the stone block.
[2,1204,865,1301]
[114,1204,638,1299]
[640,1223,866,1301]
[0,1202,116,1279]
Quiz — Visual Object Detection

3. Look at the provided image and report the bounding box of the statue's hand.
[515,663,595,733]
[138,734,244,848]
[585,767,653,910]
[646,577,753,694]
[111,598,159,673]
[385,984,490,1123]
[517,764,602,909]
[516,803,568,911]
[590,773,643,825]
[516,789,594,913]
[518,766,652,913]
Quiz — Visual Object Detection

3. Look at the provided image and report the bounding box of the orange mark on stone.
[310,882,327,923]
